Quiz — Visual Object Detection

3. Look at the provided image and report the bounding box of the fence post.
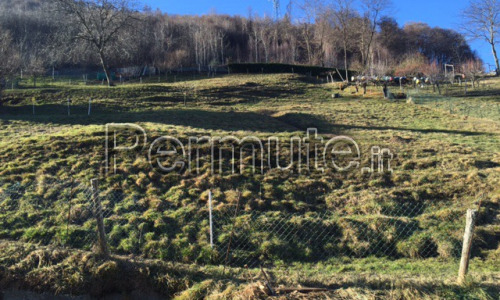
[458,209,478,284]
[91,178,109,258]
[209,190,213,249]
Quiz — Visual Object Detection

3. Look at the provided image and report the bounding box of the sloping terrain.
[0,74,499,298]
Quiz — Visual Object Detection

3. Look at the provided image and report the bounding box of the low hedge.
[228,63,355,81]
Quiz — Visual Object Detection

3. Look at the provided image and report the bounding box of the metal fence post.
[458,209,478,284]
[209,190,213,249]
[91,178,109,258]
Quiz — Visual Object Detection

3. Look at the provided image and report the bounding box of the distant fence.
[1,70,228,89]
[406,87,500,121]
[0,179,472,268]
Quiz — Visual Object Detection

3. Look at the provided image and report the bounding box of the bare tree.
[0,0,480,78]
[331,0,356,81]
[462,0,500,75]
[424,60,443,94]
[462,58,484,87]
[0,30,20,102]
[298,0,325,65]
[56,0,138,86]
[394,52,428,76]
[269,0,281,21]
[282,14,299,63]
[257,16,273,63]
[25,56,46,88]
[360,0,392,73]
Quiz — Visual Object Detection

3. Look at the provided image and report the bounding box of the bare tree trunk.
[303,25,313,64]
[220,33,225,64]
[273,24,279,62]
[99,50,114,87]
[363,10,381,72]
[491,42,500,76]
[343,41,348,82]
[360,27,366,68]
[261,32,270,63]
[305,36,313,64]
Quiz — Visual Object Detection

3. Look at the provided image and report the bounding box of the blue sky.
[140,0,495,71]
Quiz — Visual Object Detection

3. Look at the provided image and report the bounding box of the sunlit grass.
[0,73,498,298]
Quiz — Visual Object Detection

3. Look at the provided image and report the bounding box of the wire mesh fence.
[405,85,500,121]
[0,179,95,249]
[2,70,226,90]
[0,179,471,269]
[209,204,466,267]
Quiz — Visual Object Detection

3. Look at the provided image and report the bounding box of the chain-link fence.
[405,85,500,121]
[2,70,226,90]
[0,179,95,249]
[0,179,472,269]
[209,203,467,267]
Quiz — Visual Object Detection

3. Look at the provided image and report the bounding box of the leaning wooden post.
[91,179,109,258]
[458,209,478,285]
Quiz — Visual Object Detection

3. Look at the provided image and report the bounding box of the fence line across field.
[0,179,480,283]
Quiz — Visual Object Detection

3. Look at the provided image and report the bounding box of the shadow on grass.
[331,123,491,136]
[0,104,302,133]
[274,112,493,136]
[448,88,500,99]
[1,106,493,136]
[199,82,307,100]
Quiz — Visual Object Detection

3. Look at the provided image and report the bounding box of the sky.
[140,0,495,71]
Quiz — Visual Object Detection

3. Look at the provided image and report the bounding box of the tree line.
[0,0,498,88]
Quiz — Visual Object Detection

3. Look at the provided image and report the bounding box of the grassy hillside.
[0,74,499,297]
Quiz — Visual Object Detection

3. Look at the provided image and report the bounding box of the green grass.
[0,73,499,297]
[0,240,498,299]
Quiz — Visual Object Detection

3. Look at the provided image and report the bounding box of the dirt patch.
[389,135,414,144]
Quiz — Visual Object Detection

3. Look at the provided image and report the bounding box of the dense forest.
[0,0,479,82]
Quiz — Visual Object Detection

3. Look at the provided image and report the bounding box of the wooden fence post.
[458,209,478,284]
[91,178,109,258]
